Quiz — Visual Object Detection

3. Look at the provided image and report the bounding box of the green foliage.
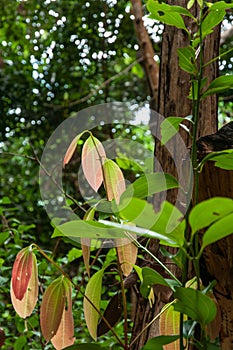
[2,0,233,349]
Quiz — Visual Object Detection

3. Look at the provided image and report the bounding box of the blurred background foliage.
[0,0,232,348]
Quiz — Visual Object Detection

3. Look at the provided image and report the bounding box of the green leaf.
[202,212,233,250]
[84,269,105,340]
[103,159,126,203]
[40,276,66,341]
[147,0,188,31]
[141,335,180,350]
[121,172,179,201]
[201,8,225,37]
[140,267,170,298]
[189,197,233,235]
[202,75,233,98]
[210,1,233,10]
[150,201,185,247]
[173,287,217,326]
[99,218,182,247]
[178,46,197,74]
[161,117,185,145]
[187,0,195,9]
[53,220,127,240]
[208,150,233,170]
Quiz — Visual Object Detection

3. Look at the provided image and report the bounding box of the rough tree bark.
[130,1,223,349]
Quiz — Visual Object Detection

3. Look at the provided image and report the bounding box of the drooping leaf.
[160,117,185,145]
[159,304,184,350]
[11,252,38,318]
[102,159,126,204]
[82,136,106,192]
[141,335,180,350]
[84,269,105,340]
[116,238,138,276]
[63,131,86,167]
[178,46,197,74]
[189,197,233,236]
[202,212,233,250]
[97,293,122,337]
[173,287,217,326]
[51,278,75,350]
[202,75,233,98]
[11,246,33,300]
[147,0,188,32]
[40,276,66,341]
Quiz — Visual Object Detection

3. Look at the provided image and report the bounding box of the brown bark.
[198,158,233,349]
[131,0,159,106]
[131,1,221,349]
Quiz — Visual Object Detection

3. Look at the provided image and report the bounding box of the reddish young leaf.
[51,279,75,350]
[102,159,126,203]
[11,246,33,300]
[11,252,38,318]
[40,276,66,342]
[63,131,85,167]
[82,136,106,192]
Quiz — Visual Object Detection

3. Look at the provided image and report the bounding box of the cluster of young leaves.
[10,245,75,349]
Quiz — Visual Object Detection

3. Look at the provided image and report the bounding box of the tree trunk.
[131,1,221,349]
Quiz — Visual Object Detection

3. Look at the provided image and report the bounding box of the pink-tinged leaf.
[63,131,85,168]
[84,269,105,340]
[51,279,75,350]
[82,136,106,192]
[116,238,138,276]
[11,247,33,300]
[103,159,126,204]
[11,252,38,318]
[40,276,66,341]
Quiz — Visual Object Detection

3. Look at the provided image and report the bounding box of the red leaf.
[51,279,75,349]
[82,136,106,192]
[40,276,66,341]
[11,247,33,300]
[11,252,38,318]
